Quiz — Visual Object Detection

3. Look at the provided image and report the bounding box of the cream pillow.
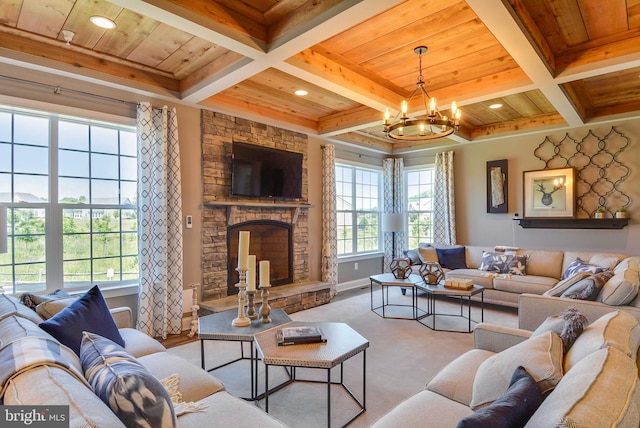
[470,331,564,410]
[589,254,621,271]
[526,346,640,428]
[543,271,593,297]
[417,246,439,263]
[564,310,640,372]
[600,257,640,306]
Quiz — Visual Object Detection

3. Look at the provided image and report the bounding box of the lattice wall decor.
[533,127,631,218]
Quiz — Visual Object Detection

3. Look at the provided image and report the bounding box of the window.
[335,163,382,256]
[0,106,137,295]
[406,167,435,247]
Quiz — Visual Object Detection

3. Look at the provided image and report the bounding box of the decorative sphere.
[391,258,411,279]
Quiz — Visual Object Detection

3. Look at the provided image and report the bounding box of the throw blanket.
[0,336,90,398]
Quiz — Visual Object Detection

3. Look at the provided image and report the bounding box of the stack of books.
[276,326,326,346]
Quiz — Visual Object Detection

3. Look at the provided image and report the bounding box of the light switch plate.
[186,215,193,229]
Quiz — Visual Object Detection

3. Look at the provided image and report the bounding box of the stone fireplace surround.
[199,111,332,314]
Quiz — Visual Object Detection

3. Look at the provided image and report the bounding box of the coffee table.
[198,308,291,400]
[369,273,424,319]
[416,282,484,333]
[254,321,369,427]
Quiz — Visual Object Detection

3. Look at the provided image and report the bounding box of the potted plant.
[594,207,606,219]
[615,207,628,219]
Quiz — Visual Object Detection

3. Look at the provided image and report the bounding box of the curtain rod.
[0,74,138,107]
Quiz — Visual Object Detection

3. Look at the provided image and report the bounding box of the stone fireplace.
[199,110,332,313]
[227,220,293,294]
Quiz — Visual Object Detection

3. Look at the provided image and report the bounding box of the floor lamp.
[381,213,406,277]
[0,205,7,254]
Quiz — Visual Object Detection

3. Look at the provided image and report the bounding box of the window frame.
[335,161,383,257]
[0,103,138,296]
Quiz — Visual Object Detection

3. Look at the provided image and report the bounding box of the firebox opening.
[227,220,293,295]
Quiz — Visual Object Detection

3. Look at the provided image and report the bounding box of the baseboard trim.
[337,278,370,293]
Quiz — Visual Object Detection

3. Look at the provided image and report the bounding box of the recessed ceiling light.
[489,103,503,109]
[294,89,308,96]
[90,16,116,29]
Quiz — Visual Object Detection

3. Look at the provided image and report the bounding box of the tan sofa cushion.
[139,351,225,403]
[3,365,126,427]
[599,257,640,306]
[369,389,474,428]
[470,331,564,410]
[525,347,640,428]
[518,249,564,279]
[493,275,558,295]
[426,348,494,406]
[119,327,167,358]
[564,310,640,372]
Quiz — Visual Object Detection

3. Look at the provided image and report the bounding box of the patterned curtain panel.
[321,144,337,296]
[382,158,405,271]
[433,151,457,245]
[136,102,184,339]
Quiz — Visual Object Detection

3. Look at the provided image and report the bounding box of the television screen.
[231,142,303,198]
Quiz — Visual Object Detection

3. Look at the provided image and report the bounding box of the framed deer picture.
[523,167,575,218]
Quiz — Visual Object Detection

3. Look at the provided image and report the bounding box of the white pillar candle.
[237,231,250,270]
[260,260,270,287]
[247,255,256,291]
[324,242,330,258]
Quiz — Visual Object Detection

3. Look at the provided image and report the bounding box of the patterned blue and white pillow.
[506,254,529,276]
[480,251,528,275]
[80,332,177,428]
[562,258,607,280]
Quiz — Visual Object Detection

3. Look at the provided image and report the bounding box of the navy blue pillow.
[457,366,543,428]
[435,247,467,269]
[39,285,124,355]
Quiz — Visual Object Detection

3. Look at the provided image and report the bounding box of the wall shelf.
[515,218,630,229]
[204,201,312,225]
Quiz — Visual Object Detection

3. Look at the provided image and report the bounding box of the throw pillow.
[564,310,640,372]
[457,366,542,428]
[19,289,70,310]
[532,306,588,351]
[80,332,177,428]
[562,257,607,280]
[561,270,614,300]
[505,254,528,276]
[39,285,124,355]
[417,245,439,263]
[543,271,593,297]
[470,331,563,410]
[435,247,467,270]
[600,257,640,306]
[403,248,422,265]
[479,251,509,273]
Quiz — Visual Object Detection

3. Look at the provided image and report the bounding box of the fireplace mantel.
[205,201,312,225]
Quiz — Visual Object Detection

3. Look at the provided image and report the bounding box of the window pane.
[0,173,9,201]
[0,112,11,142]
[120,131,136,156]
[91,153,119,179]
[121,181,137,205]
[92,210,120,232]
[14,175,48,202]
[120,156,137,181]
[63,233,90,260]
[92,234,121,258]
[59,150,89,177]
[93,258,119,281]
[14,114,48,146]
[14,263,46,294]
[59,121,89,150]
[0,265,12,293]
[91,126,118,154]
[0,143,10,171]
[63,260,91,284]
[59,177,89,202]
[122,231,138,255]
[14,145,48,174]
[91,179,119,203]
[121,256,139,280]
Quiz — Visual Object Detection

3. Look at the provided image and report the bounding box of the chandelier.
[383,46,461,141]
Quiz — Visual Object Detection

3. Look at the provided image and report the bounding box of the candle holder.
[232,268,250,327]
[246,290,258,320]
[259,282,272,323]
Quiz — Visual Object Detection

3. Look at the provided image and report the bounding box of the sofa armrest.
[110,307,132,329]
[473,323,532,353]
[518,293,640,331]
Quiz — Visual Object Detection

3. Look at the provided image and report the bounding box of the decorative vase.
[594,212,605,219]
[615,211,628,219]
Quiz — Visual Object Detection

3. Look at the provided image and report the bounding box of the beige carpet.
[168,286,518,427]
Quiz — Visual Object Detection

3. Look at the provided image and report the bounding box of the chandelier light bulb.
[384,108,390,124]
[419,124,425,135]
[401,100,408,116]
[429,97,437,115]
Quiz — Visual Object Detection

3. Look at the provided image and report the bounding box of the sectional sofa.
[407,244,637,310]
[0,291,287,428]
[371,299,640,427]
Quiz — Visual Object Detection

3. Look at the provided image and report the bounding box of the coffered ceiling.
[1,0,639,154]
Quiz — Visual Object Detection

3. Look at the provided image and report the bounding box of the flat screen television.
[231,142,303,198]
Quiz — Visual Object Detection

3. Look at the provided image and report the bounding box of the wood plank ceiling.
[0,0,639,154]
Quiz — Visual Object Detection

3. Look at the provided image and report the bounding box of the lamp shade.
[381,213,405,233]
[0,206,7,254]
